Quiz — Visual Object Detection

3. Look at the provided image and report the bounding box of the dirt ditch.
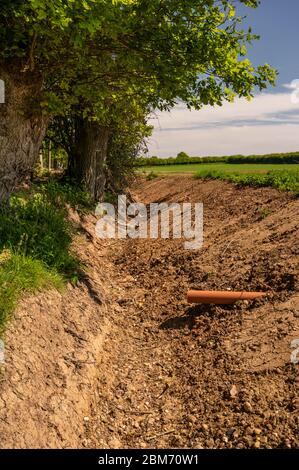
[1,176,298,448]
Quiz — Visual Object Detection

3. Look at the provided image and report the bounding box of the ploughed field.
[0,176,298,449]
[84,176,299,449]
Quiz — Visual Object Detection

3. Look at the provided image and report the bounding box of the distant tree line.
[138,152,299,166]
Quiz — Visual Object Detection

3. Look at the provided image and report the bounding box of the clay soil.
[1,176,298,449]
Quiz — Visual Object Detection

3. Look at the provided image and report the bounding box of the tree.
[0,0,276,202]
[46,99,151,197]
[106,120,151,194]
[176,152,190,162]
[0,0,132,202]
[48,0,277,199]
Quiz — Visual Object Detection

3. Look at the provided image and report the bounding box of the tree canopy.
[0,0,277,201]
[0,0,276,116]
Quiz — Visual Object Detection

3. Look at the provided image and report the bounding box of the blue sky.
[148,0,299,157]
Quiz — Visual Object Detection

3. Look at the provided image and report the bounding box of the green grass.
[1,192,79,275]
[0,253,64,336]
[0,180,93,335]
[146,170,159,181]
[141,163,299,175]
[41,179,94,213]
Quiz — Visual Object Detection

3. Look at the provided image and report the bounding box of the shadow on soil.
[159,304,230,330]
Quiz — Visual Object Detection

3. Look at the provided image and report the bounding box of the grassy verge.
[0,254,64,336]
[141,163,299,175]
[194,169,299,193]
[0,179,94,335]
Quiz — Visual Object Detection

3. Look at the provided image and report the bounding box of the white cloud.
[147,90,299,156]
[283,80,299,90]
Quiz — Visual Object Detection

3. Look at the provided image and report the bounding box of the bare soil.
[1,176,298,448]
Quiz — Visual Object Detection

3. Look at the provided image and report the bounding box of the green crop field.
[140,163,299,193]
[141,163,299,175]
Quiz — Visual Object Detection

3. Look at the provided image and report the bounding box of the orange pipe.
[187,290,266,305]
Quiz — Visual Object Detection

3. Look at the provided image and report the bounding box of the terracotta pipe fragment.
[187,290,266,305]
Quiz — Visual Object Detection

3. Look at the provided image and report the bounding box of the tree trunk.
[0,66,48,204]
[39,149,44,169]
[69,117,110,201]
